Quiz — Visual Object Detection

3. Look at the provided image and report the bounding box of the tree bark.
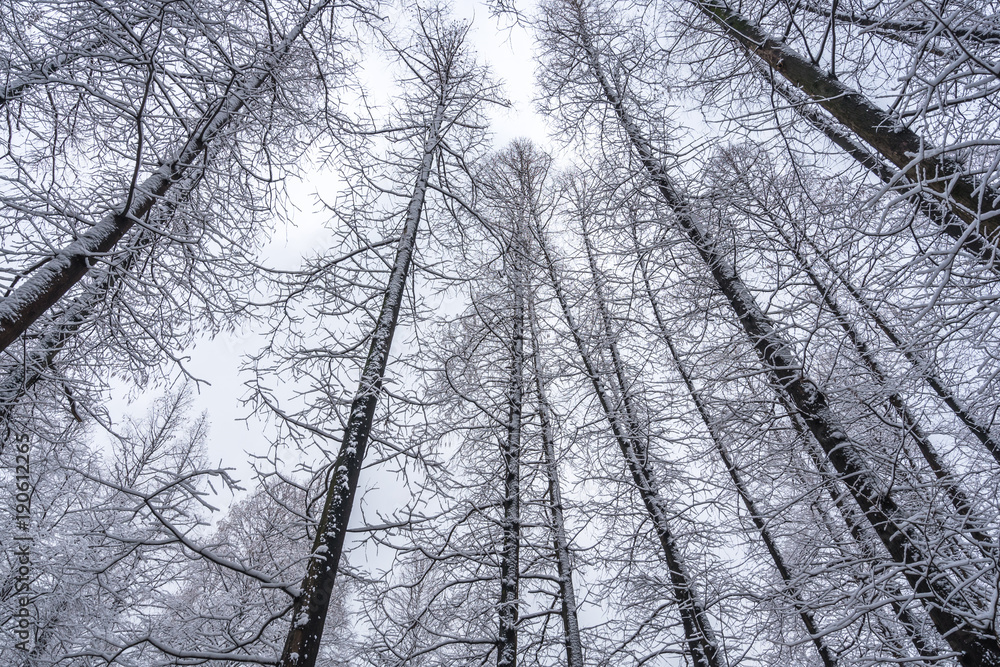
[278,105,444,667]
[527,293,585,667]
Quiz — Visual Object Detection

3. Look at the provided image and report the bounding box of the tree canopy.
[3,0,1000,665]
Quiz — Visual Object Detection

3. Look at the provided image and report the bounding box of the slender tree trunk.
[767,221,994,553]
[527,293,585,667]
[640,220,939,659]
[497,243,525,667]
[748,384,936,657]
[634,247,840,667]
[0,172,199,446]
[564,3,1000,662]
[532,211,723,667]
[578,218,646,444]
[789,412,943,661]
[0,0,334,353]
[795,229,1000,466]
[693,0,1000,245]
[279,105,444,667]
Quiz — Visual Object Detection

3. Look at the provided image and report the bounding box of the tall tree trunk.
[795,229,1000,466]
[634,246,840,667]
[562,2,1000,662]
[527,293,585,667]
[532,210,723,667]
[765,386,939,658]
[692,0,1000,245]
[0,0,334,354]
[497,242,525,667]
[279,105,444,667]
[0,170,199,439]
[640,218,940,658]
[766,220,994,553]
[750,62,999,266]
[788,410,943,661]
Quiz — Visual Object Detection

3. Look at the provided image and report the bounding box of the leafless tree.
[261,10,505,666]
[0,0,360,353]
[536,0,1000,663]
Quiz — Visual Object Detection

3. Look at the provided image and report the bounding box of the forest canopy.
[2,0,1000,665]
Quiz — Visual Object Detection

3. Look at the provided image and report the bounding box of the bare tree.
[536,0,1000,663]
[0,169,206,450]
[479,140,585,667]
[750,62,1000,268]
[0,385,280,664]
[528,172,724,667]
[273,11,504,666]
[0,0,357,353]
[631,221,841,667]
[681,0,1000,251]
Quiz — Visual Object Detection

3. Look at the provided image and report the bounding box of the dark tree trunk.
[533,210,723,667]
[788,410,943,661]
[279,106,443,667]
[797,230,1000,466]
[751,62,1000,266]
[0,0,333,354]
[695,0,1000,247]
[497,242,525,667]
[527,291,585,667]
[767,221,993,553]
[635,246,840,667]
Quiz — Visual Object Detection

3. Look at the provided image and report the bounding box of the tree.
[5,0,1000,664]
[520,163,724,666]
[478,140,585,667]
[271,10,504,665]
[158,479,355,666]
[0,0,357,353]
[0,385,261,664]
[536,0,1000,663]
[749,61,1000,268]
[680,0,1000,255]
[0,170,205,446]
[631,217,840,667]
